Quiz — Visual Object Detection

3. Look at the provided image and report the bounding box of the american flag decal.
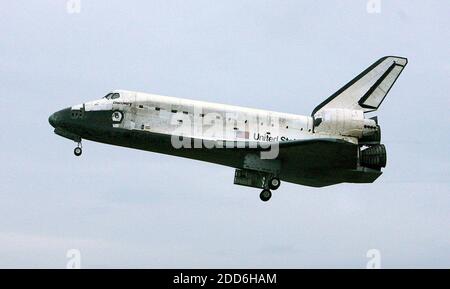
[235,130,249,139]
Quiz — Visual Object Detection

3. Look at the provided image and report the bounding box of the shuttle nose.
[48,108,71,128]
[48,112,59,128]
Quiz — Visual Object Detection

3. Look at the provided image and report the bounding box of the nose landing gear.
[74,142,82,156]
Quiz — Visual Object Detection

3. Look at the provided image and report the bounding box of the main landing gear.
[268,177,280,190]
[259,189,272,202]
[74,142,82,156]
[259,177,281,202]
[233,169,281,202]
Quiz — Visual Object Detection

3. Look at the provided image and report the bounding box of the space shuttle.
[49,56,407,201]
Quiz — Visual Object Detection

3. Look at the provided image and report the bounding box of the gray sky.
[0,0,449,268]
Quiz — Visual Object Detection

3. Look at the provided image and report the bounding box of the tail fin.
[311,56,408,116]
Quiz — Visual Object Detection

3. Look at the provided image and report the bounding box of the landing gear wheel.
[268,177,281,190]
[260,189,272,202]
[74,146,82,156]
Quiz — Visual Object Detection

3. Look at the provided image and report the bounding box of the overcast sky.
[0,0,449,268]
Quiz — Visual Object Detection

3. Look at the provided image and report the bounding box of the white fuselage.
[78,90,357,145]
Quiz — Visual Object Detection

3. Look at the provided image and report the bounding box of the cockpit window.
[103,93,120,100]
[103,93,113,99]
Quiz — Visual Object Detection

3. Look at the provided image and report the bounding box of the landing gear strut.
[74,142,82,156]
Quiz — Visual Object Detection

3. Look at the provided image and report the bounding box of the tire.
[74,147,82,156]
[260,189,272,202]
[268,177,280,190]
